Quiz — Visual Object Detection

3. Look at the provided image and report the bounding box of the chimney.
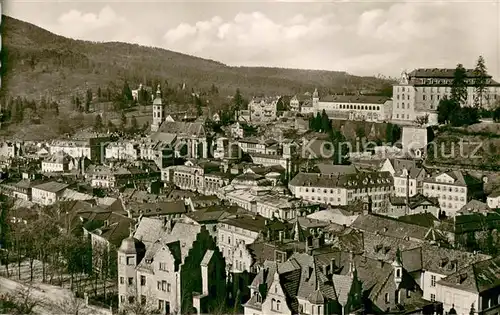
[278,231,284,243]
[306,236,313,254]
[104,220,109,227]
[330,258,336,272]
[201,258,209,295]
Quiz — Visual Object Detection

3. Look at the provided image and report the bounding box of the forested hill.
[0,15,394,104]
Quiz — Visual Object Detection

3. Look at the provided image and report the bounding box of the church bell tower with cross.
[151,85,164,132]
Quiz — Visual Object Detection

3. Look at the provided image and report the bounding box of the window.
[126,256,135,265]
[157,281,161,290]
[128,296,135,304]
[141,295,146,305]
[128,277,133,285]
[120,277,124,284]
[167,283,171,292]
[406,290,411,298]
[423,95,426,101]
[159,263,167,271]
[276,300,281,311]
[430,294,435,302]
[162,280,167,291]
[140,275,146,286]
[120,295,125,303]
[159,300,164,310]
[431,275,436,287]
[385,293,390,303]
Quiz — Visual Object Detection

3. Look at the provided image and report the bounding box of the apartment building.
[49,139,91,159]
[289,94,311,112]
[41,152,74,173]
[162,161,230,196]
[31,181,69,205]
[423,170,482,217]
[244,250,437,315]
[248,96,280,122]
[288,171,394,212]
[380,158,427,197]
[217,214,266,270]
[393,68,500,125]
[436,256,500,315]
[105,141,139,161]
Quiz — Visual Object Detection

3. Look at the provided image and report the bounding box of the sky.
[4,0,500,79]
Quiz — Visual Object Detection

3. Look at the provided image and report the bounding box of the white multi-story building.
[288,171,393,212]
[248,96,280,122]
[393,68,500,125]
[310,89,393,122]
[0,141,20,158]
[49,140,91,159]
[422,170,481,217]
[435,256,500,315]
[217,214,265,270]
[290,94,311,112]
[380,158,427,197]
[162,161,230,196]
[105,141,139,161]
[487,190,500,209]
[41,152,74,173]
[31,181,69,205]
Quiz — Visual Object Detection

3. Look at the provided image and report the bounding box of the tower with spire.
[312,88,319,113]
[151,84,164,132]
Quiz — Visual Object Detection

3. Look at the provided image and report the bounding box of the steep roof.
[438,256,500,294]
[157,121,206,138]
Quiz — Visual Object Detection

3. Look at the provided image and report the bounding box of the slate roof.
[317,163,358,175]
[157,121,206,138]
[351,214,430,241]
[289,171,393,190]
[409,68,494,79]
[389,194,439,209]
[457,199,490,215]
[319,95,391,104]
[221,214,288,233]
[397,213,440,228]
[33,181,69,193]
[438,256,500,294]
[127,200,187,218]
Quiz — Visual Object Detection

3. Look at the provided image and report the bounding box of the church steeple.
[156,84,161,97]
[151,84,164,132]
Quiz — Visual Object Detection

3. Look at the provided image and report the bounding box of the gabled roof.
[438,255,500,294]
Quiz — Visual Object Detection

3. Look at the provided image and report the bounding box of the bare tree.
[414,114,429,127]
[119,287,160,315]
[49,291,87,315]
[1,285,43,314]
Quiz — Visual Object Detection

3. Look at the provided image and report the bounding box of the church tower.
[151,85,163,132]
[312,88,319,113]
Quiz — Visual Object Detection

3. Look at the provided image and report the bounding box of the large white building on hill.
[393,68,500,125]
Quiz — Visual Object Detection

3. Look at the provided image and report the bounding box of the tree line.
[0,197,117,305]
[437,56,499,127]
